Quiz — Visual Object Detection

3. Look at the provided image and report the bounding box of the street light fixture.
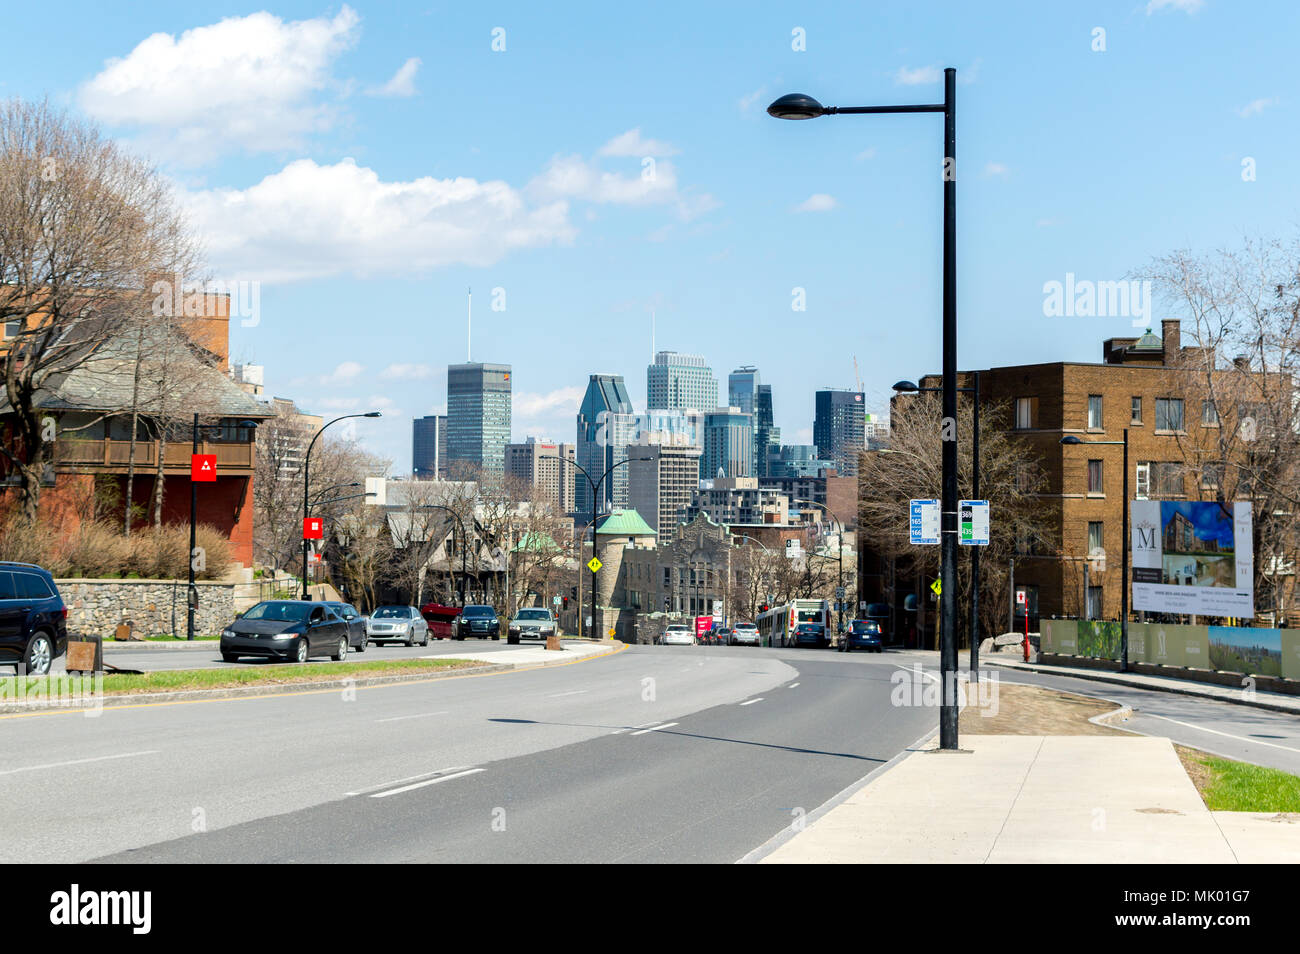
[301,412,380,600]
[1060,431,1130,672]
[772,69,960,749]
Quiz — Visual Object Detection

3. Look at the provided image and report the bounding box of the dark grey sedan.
[220,601,351,663]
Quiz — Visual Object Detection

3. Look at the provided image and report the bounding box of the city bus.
[756,599,831,648]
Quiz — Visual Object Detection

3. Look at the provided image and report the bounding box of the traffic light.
[562,596,569,609]
[570,586,577,600]
[759,603,770,613]
[663,596,670,611]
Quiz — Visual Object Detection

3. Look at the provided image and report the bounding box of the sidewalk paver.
[761,735,1300,864]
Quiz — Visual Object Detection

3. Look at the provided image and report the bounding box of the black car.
[791,622,827,648]
[323,601,368,652]
[220,600,351,663]
[0,562,68,675]
[453,604,500,640]
[839,619,884,653]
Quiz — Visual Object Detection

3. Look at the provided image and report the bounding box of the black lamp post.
[773,71,960,749]
[894,373,982,678]
[1061,431,1130,672]
[301,412,380,600]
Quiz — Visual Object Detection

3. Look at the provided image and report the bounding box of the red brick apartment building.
[875,318,1291,640]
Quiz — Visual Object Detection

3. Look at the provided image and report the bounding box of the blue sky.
[4,0,1295,470]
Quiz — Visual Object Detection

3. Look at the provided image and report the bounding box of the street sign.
[587,556,602,573]
[931,577,942,597]
[909,499,940,546]
[191,454,217,482]
[958,499,990,546]
[552,595,561,606]
[835,586,846,599]
[303,517,323,540]
[1016,590,1027,606]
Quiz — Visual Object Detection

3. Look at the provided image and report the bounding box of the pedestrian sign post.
[909,499,940,546]
[931,577,942,597]
[958,499,990,546]
[587,556,602,573]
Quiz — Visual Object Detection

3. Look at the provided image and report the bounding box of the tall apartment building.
[447,362,511,475]
[768,444,835,478]
[647,351,718,413]
[680,475,790,527]
[703,406,754,479]
[576,373,634,514]
[627,443,703,542]
[756,384,780,476]
[412,414,447,479]
[506,439,576,512]
[728,366,765,475]
[814,388,866,478]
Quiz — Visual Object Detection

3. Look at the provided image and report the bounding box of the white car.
[730,622,760,646]
[365,605,429,646]
[661,624,696,646]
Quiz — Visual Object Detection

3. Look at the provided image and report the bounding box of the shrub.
[0,508,71,575]
[64,520,132,578]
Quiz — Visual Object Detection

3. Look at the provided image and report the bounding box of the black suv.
[453,605,501,640]
[0,563,69,675]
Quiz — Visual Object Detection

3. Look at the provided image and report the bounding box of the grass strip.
[1176,745,1300,812]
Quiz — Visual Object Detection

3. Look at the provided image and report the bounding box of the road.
[5,645,934,864]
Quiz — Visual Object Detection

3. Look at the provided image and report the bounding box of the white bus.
[756,599,831,648]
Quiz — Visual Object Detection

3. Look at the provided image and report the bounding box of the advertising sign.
[694,616,713,639]
[909,499,940,546]
[1131,501,1254,618]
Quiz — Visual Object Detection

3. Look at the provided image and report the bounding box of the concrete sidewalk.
[758,735,1300,863]
[418,640,618,668]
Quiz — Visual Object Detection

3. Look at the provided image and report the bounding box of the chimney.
[1161,319,1181,360]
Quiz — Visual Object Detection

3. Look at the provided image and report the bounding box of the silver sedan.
[364,605,430,646]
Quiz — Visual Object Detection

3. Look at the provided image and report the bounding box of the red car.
[419,603,462,640]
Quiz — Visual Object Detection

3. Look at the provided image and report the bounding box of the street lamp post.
[1061,430,1130,671]
[894,372,982,678]
[771,68,960,749]
[301,412,380,600]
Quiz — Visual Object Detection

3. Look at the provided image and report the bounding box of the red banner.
[190,454,217,482]
[303,517,323,540]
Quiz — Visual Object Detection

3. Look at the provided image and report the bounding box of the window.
[1201,462,1224,491]
[1015,397,1037,430]
[1201,400,1220,427]
[1131,397,1143,424]
[1135,463,1151,499]
[1086,587,1103,620]
[2,319,21,339]
[1087,459,1104,494]
[1155,462,1184,497]
[1155,398,1184,432]
[663,567,671,587]
[1087,395,1103,429]
[1087,521,1104,553]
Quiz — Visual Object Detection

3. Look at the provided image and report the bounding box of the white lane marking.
[1140,713,1300,754]
[368,767,485,798]
[631,722,679,736]
[739,698,764,706]
[375,710,449,723]
[0,750,159,778]
[788,682,800,688]
[632,720,661,728]
[545,689,588,698]
[892,662,940,683]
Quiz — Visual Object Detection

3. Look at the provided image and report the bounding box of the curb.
[985,659,1300,715]
[101,641,219,652]
[735,724,939,864]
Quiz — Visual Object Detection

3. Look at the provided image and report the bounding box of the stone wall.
[56,579,235,639]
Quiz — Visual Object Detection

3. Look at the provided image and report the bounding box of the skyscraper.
[412,414,447,479]
[506,439,576,512]
[728,366,762,476]
[703,406,754,479]
[813,389,866,478]
[447,362,512,475]
[756,384,780,477]
[576,373,634,513]
[647,351,718,413]
[628,443,703,542]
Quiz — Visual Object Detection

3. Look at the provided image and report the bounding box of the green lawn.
[1184,749,1300,812]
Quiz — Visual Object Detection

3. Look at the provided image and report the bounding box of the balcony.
[54,438,254,474]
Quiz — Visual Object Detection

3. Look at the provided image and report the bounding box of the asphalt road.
[4,645,935,864]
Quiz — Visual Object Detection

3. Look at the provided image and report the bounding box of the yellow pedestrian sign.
[930,577,941,596]
[587,556,602,573]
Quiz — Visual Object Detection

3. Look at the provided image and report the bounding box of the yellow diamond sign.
[930,577,942,596]
[587,556,603,573]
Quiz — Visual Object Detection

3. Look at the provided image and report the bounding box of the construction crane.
[853,355,863,395]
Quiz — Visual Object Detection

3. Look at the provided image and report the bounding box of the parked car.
[0,562,68,675]
[453,604,501,640]
[366,605,429,646]
[508,607,557,644]
[661,623,696,646]
[219,600,350,663]
[324,600,369,651]
[730,621,760,646]
[840,619,884,653]
[710,626,732,646]
[791,622,827,648]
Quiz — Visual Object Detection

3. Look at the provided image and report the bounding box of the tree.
[0,99,198,520]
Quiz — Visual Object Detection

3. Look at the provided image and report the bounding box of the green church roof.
[595,509,656,537]
[1131,328,1162,350]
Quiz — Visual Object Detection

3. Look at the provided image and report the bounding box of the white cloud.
[983,162,1010,177]
[1147,0,1204,13]
[529,153,680,205]
[794,193,837,213]
[382,363,434,380]
[514,386,584,419]
[855,147,877,161]
[598,128,679,157]
[739,86,767,113]
[370,57,420,97]
[321,361,364,384]
[894,65,942,86]
[79,6,360,160]
[1236,97,1277,118]
[182,158,576,283]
